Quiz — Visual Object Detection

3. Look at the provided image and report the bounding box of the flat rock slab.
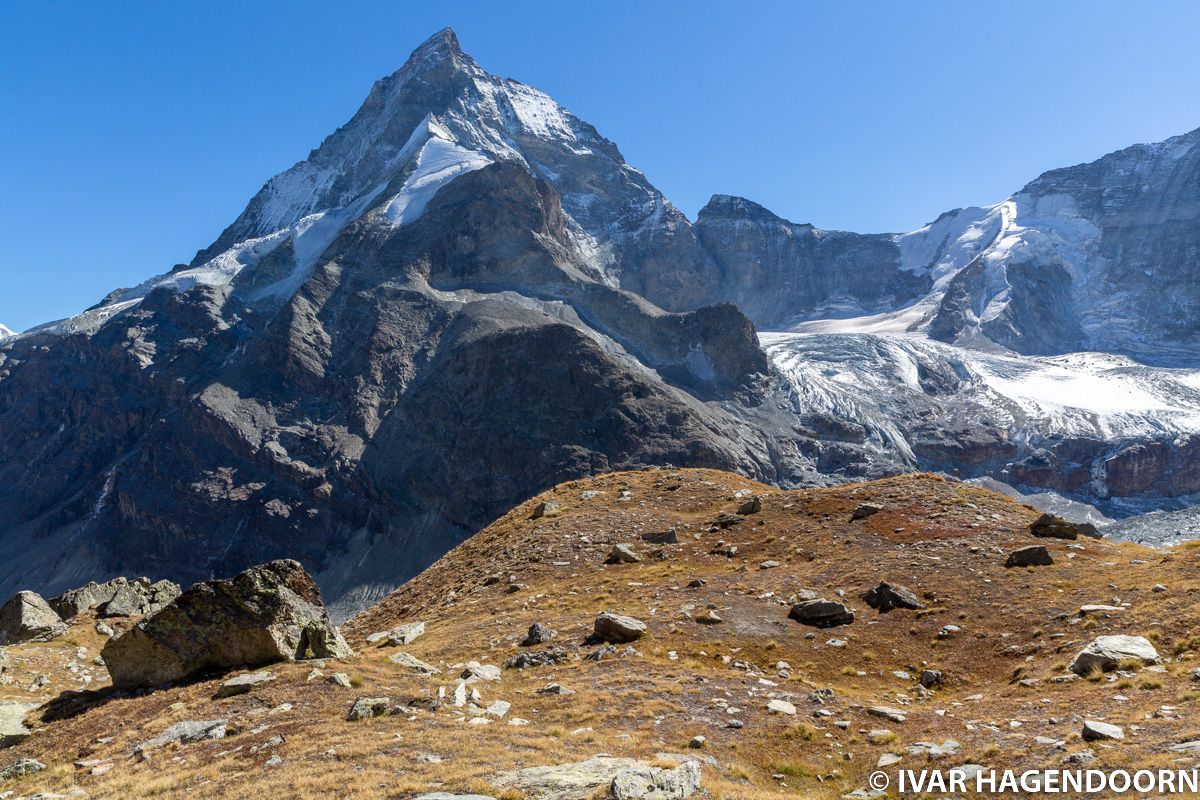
[215,671,276,698]
[135,719,227,752]
[867,706,907,723]
[389,651,440,674]
[0,702,38,748]
[495,756,644,800]
[1082,720,1124,741]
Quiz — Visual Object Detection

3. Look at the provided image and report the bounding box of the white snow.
[762,331,1200,442]
[382,136,492,226]
[0,323,15,340]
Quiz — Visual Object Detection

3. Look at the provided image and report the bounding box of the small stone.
[215,671,276,698]
[759,560,781,570]
[521,623,556,647]
[606,544,641,565]
[461,662,502,682]
[867,729,893,744]
[688,735,706,749]
[347,697,391,721]
[767,699,796,715]
[736,496,762,515]
[695,610,723,625]
[328,673,352,688]
[1152,584,1167,593]
[919,669,944,689]
[389,652,440,674]
[530,500,560,519]
[1069,635,1159,676]
[862,582,925,612]
[538,683,575,696]
[851,502,884,521]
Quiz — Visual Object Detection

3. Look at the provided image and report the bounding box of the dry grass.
[4,468,1200,798]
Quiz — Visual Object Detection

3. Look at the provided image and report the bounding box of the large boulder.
[593,613,647,643]
[1069,635,1160,676]
[788,598,855,628]
[50,577,181,620]
[101,560,352,689]
[0,702,38,748]
[0,591,67,645]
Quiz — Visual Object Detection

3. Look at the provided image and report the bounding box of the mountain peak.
[407,26,466,66]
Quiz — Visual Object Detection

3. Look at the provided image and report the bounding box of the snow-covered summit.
[0,323,15,340]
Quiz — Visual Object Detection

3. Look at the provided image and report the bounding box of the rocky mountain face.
[1,28,1198,615]
[0,30,799,618]
[678,134,1200,510]
[0,325,15,341]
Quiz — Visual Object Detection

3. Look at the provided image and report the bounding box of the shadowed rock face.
[692,195,931,329]
[101,560,351,689]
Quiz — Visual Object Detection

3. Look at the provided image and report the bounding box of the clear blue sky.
[4,1,1200,332]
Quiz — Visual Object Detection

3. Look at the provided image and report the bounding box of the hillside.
[3,469,1199,799]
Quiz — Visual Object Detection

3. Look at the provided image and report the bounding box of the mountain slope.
[5,469,1200,799]
[0,31,792,618]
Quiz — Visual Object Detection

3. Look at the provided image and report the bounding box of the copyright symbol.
[869,771,890,791]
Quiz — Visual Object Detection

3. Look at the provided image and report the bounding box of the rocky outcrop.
[102,560,351,689]
[50,577,181,620]
[0,591,66,644]
[788,598,854,628]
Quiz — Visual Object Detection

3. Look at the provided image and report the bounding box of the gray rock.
[416,795,496,800]
[606,544,641,564]
[0,591,67,645]
[594,612,647,643]
[736,496,761,515]
[214,671,276,698]
[135,719,227,752]
[390,652,440,675]
[766,699,796,715]
[0,757,47,779]
[1029,513,1089,540]
[919,669,944,689]
[867,706,907,723]
[862,582,925,612]
[506,648,570,670]
[851,503,884,521]
[521,623,556,647]
[788,598,854,628]
[51,578,181,620]
[530,500,560,520]
[327,672,352,688]
[347,697,391,721]
[494,756,699,800]
[641,529,679,545]
[1005,545,1053,567]
[102,560,352,689]
[1081,720,1124,741]
[1069,635,1159,676]
[461,662,501,682]
[611,759,701,800]
[386,621,427,646]
[0,703,37,748]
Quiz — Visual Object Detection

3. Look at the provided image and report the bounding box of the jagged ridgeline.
[2,29,1200,617]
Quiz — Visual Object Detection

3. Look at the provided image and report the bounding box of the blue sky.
[3,1,1200,332]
